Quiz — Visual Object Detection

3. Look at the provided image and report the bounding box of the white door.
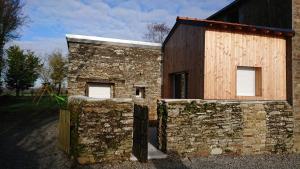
[88,84,111,98]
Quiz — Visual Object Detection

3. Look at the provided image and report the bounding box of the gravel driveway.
[0,98,300,169]
[74,154,300,169]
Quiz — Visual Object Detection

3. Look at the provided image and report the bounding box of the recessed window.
[87,83,111,99]
[135,87,145,98]
[172,72,188,99]
[236,67,262,97]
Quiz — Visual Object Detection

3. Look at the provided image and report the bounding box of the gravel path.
[75,154,300,169]
[0,100,300,169]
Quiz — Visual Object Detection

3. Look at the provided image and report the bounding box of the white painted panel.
[88,85,111,99]
[237,67,256,96]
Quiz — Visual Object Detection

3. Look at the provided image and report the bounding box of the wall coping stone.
[66,34,162,49]
[160,99,291,104]
[69,95,133,103]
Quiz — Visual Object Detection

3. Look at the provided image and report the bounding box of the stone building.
[64,0,300,163]
[207,0,300,153]
[158,16,295,156]
[66,35,162,120]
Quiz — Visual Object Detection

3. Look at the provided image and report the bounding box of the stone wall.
[157,100,293,157]
[68,96,134,164]
[67,38,162,120]
[292,0,300,152]
[208,0,300,153]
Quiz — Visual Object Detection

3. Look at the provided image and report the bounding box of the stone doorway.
[148,121,167,160]
[132,105,167,162]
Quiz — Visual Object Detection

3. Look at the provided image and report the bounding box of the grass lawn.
[0,96,60,133]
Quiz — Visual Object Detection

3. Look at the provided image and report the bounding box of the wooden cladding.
[163,24,287,101]
[204,30,286,100]
[163,24,205,99]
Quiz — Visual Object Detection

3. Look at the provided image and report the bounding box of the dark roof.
[163,16,295,48]
[207,0,248,20]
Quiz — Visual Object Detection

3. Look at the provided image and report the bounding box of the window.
[236,67,262,97]
[172,72,188,99]
[87,83,111,99]
[135,87,145,98]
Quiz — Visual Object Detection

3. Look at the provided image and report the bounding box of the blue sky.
[9,0,233,57]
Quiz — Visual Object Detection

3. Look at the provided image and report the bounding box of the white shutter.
[237,67,256,96]
[88,84,111,98]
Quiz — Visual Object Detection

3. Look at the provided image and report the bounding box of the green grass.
[0,96,59,115]
[0,96,60,134]
[0,96,61,138]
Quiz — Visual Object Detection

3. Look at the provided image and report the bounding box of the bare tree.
[48,51,67,95]
[144,23,171,43]
[39,63,51,84]
[0,0,27,91]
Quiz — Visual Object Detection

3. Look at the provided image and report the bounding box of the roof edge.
[163,16,295,49]
[66,34,162,49]
[162,22,179,48]
[177,17,295,36]
[207,0,245,20]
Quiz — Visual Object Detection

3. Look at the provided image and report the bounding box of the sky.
[9,0,233,57]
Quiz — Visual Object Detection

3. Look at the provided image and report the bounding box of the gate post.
[133,104,149,162]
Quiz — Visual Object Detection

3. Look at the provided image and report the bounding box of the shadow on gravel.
[151,151,190,169]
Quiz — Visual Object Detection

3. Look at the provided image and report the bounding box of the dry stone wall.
[292,0,300,152]
[68,96,134,164]
[67,41,162,120]
[157,100,294,157]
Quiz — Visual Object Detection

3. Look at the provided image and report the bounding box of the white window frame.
[236,67,256,97]
[87,83,112,99]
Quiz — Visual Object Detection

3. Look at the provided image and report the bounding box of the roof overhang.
[163,16,295,48]
[66,34,162,49]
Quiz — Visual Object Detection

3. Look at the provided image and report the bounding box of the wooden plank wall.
[210,0,292,29]
[58,109,70,154]
[204,30,287,100]
[163,24,205,98]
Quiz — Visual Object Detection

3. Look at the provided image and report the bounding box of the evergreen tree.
[0,0,27,92]
[5,45,41,96]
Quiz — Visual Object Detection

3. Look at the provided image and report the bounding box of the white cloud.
[14,0,233,55]
[8,37,67,57]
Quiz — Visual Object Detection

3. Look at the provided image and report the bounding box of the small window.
[87,83,111,99]
[236,67,262,97]
[135,87,145,98]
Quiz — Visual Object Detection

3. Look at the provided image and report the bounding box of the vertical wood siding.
[204,30,287,100]
[163,24,205,98]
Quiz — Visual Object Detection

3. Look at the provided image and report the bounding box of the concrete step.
[147,143,167,160]
[130,143,167,161]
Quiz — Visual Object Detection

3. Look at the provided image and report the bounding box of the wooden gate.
[58,109,70,153]
[133,104,148,162]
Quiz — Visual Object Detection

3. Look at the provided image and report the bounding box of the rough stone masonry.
[67,37,162,120]
[157,100,294,157]
[292,0,300,152]
[68,96,134,164]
